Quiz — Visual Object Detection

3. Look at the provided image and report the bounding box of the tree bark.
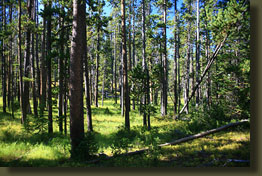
[70,0,85,157]
[18,0,26,123]
[40,5,47,117]
[2,2,6,113]
[114,30,117,104]
[185,2,192,114]
[142,0,147,127]
[84,51,93,132]
[35,0,41,102]
[58,9,65,133]
[31,0,38,118]
[195,0,200,107]
[46,1,53,133]
[23,0,33,119]
[161,0,168,116]
[95,26,100,107]
[121,0,130,130]
[173,0,178,118]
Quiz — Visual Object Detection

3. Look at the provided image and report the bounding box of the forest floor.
[0,98,250,167]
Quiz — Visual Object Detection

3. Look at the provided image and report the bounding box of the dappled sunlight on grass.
[0,97,250,167]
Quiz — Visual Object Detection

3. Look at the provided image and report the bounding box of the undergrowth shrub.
[72,132,99,160]
[186,103,229,134]
[111,126,137,155]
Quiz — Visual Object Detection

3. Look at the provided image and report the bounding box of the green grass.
[0,97,250,167]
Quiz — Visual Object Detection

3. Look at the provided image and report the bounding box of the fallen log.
[86,119,249,164]
[159,119,249,147]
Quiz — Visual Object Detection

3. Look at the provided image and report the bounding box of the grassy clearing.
[0,97,250,167]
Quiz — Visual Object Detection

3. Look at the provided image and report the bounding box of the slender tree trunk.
[185,2,192,114]
[161,0,168,116]
[120,38,124,116]
[64,28,70,135]
[7,5,12,109]
[23,0,33,118]
[95,26,100,107]
[40,5,47,116]
[101,59,106,107]
[2,2,6,113]
[70,0,85,157]
[173,0,178,118]
[195,0,200,107]
[114,30,117,104]
[132,0,136,110]
[121,0,130,130]
[58,11,65,133]
[190,46,194,98]
[18,0,25,123]
[35,0,41,102]
[111,34,114,95]
[177,23,181,116]
[142,0,147,127]
[9,4,14,118]
[46,1,53,133]
[31,0,38,118]
[84,26,93,132]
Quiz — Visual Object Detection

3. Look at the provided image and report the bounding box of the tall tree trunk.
[161,0,168,116]
[2,2,6,113]
[70,0,85,157]
[132,0,136,110]
[173,0,178,118]
[121,0,130,130]
[46,1,53,133]
[111,34,114,95]
[95,26,100,107]
[142,0,147,127]
[177,20,181,116]
[185,2,192,114]
[84,47,92,132]
[101,59,106,107]
[195,0,200,107]
[23,0,33,119]
[40,5,47,117]
[31,0,38,118]
[9,3,14,118]
[114,30,117,104]
[64,28,71,135]
[35,0,41,102]
[58,10,65,133]
[190,46,194,98]
[18,0,25,123]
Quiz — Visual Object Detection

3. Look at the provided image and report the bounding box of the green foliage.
[111,125,137,155]
[71,132,99,161]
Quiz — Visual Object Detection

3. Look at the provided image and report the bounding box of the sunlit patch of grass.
[0,97,250,167]
[158,129,250,167]
[0,142,32,162]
